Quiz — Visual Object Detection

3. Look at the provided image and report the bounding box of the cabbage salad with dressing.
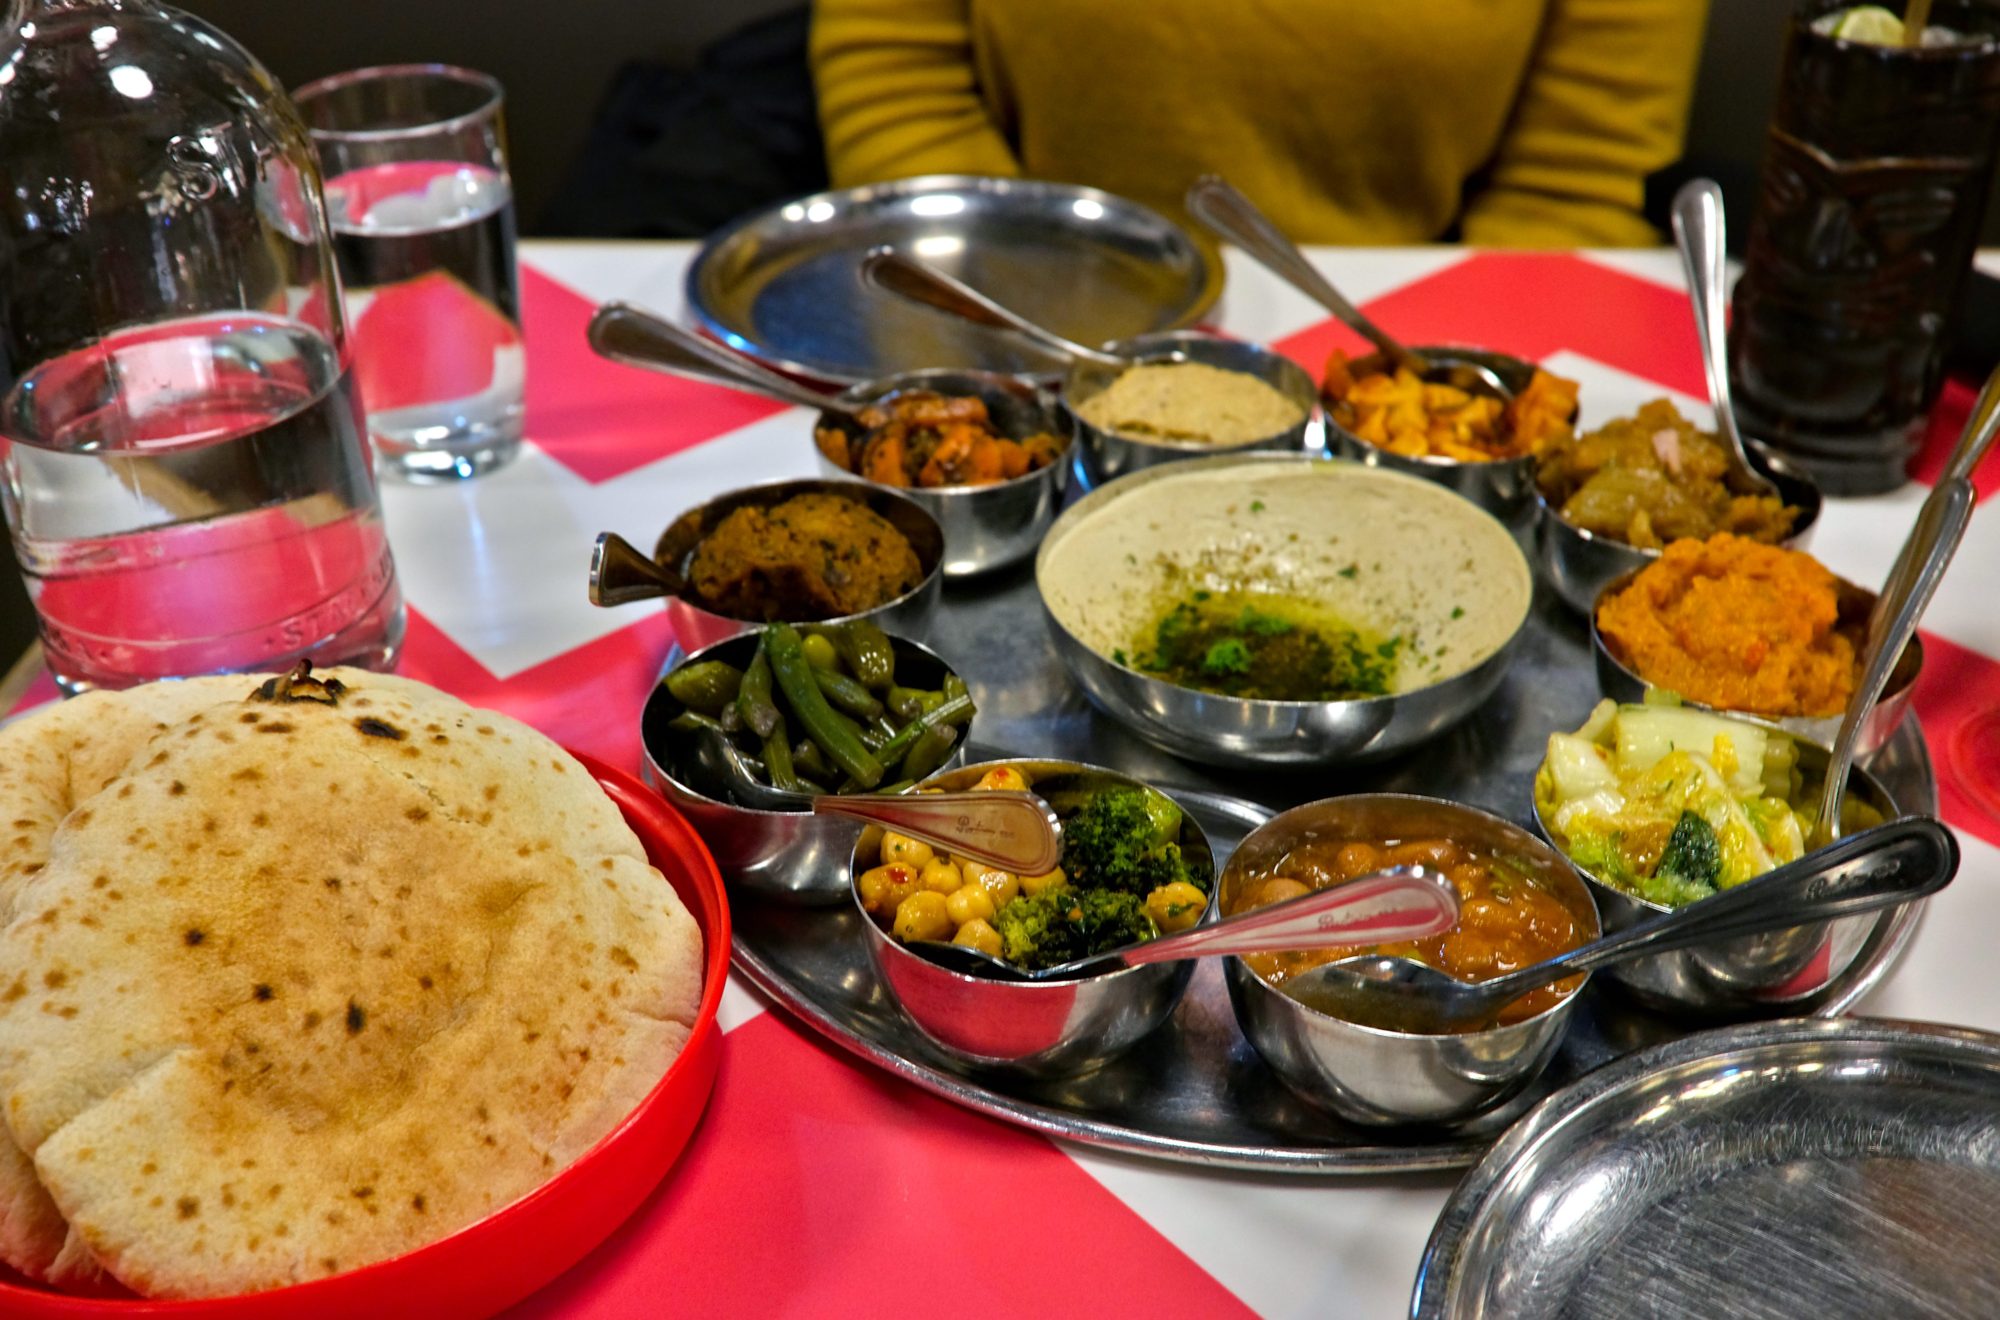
[1534,699,1820,908]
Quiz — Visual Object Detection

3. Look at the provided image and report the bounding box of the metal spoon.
[586,300,870,422]
[858,247,1129,368]
[1670,178,1784,501]
[1183,174,1512,400]
[1807,408,1997,856]
[1288,816,1957,1033]
[912,864,1461,982]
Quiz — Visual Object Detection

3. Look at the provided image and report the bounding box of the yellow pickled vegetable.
[893,891,953,942]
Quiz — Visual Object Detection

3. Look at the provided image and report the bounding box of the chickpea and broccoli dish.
[857,766,1210,972]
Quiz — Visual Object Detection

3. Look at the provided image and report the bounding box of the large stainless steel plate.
[685,175,1222,384]
[1414,1018,2000,1318]
[725,552,1939,1173]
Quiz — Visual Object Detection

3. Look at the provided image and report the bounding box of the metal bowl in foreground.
[639,631,970,906]
[1590,564,1923,760]
[1061,331,1318,484]
[853,758,1217,1080]
[1221,794,1599,1127]
[1532,727,1904,1017]
[813,368,1073,577]
[1037,454,1534,768]
[1322,345,1549,525]
[603,477,945,656]
[1535,448,1824,614]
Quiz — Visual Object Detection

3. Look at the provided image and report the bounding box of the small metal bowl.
[853,758,1218,1080]
[1322,345,1551,524]
[1221,794,1600,1127]
[1535,447,1824,614]
[1532,722,1903,1017]
[1037,454,1535,768]
[1060,330,1317,484]
[592,477,945,656]
[1590,564,1923,759]
[639,630,971,905]
[812,368,1073,577]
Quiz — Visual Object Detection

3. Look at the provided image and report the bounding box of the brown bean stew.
[1223,836,1591,1026]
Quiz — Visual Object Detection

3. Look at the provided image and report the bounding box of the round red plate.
[0,752,730,1318]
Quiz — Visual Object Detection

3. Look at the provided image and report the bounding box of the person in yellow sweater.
[811,0,1708,247]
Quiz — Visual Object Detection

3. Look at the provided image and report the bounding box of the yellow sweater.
[811,0,1707,246]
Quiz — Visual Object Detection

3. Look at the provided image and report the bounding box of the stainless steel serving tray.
[725,545,1939,1174]
[1413,1018,2000,1318]
[685,175,1222,385]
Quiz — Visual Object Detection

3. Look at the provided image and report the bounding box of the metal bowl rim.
[650,475,947,625]
[1587,560,1925,722]
[1321,342,1547,473]
[817,367,1078,495]
[686,174,1224,385]
[1059,330,1319,456]
[1035,453,1534,710]
[1219,791,1601,1040]
[848,756,1222,989]
[1530,716,1903,917]
[646,630,967,820]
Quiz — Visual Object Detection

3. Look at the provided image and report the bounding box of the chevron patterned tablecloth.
[15,242,2000,1318]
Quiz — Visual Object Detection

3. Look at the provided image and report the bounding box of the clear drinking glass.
[0,0,405,693]
[293,65,526,482]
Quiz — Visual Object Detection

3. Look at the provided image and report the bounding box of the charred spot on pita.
[355,718,406,741]
[252,661,345,706]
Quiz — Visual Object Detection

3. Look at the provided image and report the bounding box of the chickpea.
[892,891,954,943]
[856,862,918,916]
[881,832,935,869]
[952,918,1003,958]
[918,857,964,894]
[857,824,885,862]
[1252,878,1310,909]
[971,866,1020,905]
[944,884,996,927]
[974,766,1029,792]
[1146,881,1208,933]
[1018,865,1066,897]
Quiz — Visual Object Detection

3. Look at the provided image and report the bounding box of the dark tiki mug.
[1729,0,2000,493]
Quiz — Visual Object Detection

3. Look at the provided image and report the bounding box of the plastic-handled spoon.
[586,300,870,422]
[858,247,1128,367]
[1183,175,1511,400]
[1288,817,1958,1032]
[911,865,1461,982]
[1670,178,1783,502]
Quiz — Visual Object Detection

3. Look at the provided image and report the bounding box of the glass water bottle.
[0,0,404,692]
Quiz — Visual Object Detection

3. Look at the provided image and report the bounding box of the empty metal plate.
[685,175,1222,384]
[1415,1018,2000,1319]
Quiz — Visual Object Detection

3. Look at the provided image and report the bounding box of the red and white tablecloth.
[18,243,2000,1317]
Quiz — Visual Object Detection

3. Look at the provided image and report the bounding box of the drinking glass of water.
[294,65,526,482]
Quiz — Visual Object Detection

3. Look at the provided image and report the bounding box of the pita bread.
[0,676,268,1285]
[0,670,702,1297]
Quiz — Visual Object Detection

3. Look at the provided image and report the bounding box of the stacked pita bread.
[0,668,703,1298]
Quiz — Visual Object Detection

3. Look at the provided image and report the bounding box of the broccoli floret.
[1059,786,1202,897]
[1653,810,1722,903]
[992,888,1159,971]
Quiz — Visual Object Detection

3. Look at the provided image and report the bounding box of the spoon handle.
[1184,175,1424,374]
[1814,476,1975,846]
[1118,866,1461,966]
[1487,818,1957,1001]
[586,301,843,416]
[588,531,677,607]
[1670,178,1763,481]
[816,790,1063,877]
[859,247,1123,367]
